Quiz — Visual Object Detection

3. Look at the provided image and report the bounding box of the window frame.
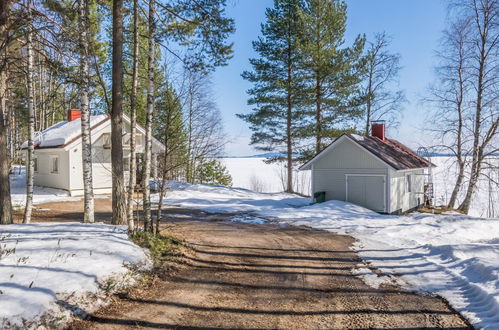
[50,156,59,174]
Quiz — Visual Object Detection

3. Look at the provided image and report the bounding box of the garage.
[345,174,386,213]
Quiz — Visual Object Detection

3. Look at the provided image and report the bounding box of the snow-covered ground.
[221,156,499,217]
[0,223,150,328]
[152,181,308,213]
[154,182,499,329]
[10,167,80,207]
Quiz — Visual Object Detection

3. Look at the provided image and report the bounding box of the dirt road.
[56,205,471,329]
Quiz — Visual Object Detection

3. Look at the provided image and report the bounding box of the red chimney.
[372,122,386,141]
[68,109,82,122]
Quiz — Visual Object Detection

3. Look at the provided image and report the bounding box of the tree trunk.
[285,43,293,193]
[447,61,466,209]
[126,0,140,231]
[458,7,488,214]
[111,0,127,225]
[0,72,12,224]
[79,0,95,223]
[143,0,155,232]
[315,73,321,154]
[24,3,35,224]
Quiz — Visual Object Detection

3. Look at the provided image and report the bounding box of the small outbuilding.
[300,123,435,214]
[22,110,165,196]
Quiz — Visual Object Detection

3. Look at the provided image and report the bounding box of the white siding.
[31,115,163,196]
[314,137,387,169]
[389,168,425,213]
[311,138,389,207]
[32,150,70,190]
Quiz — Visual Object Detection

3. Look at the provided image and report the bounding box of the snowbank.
[153,181,308,213]
[258,200,499,329]
[0,223,150,328]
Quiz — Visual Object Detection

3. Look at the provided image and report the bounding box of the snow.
[349,133,365,141]
[230,215,268,224]
[158,182,499,329]
[260,201,499,329]
[21,114,108,149]
[153,181,308,213]
[10,167,80,207]
[220,158,311,195]
[0,222,150,328]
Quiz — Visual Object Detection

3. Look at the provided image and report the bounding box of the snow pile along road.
[258,200,499,329]
[154,181,308,213]
[0,223,150,328]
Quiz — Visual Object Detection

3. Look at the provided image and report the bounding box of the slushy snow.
[0,223,150,328]
[156,182,499,329]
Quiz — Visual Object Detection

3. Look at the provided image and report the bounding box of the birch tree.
[428,18,472,209]
[126,0,140,230]
[111,0,127,225]
[23,0,35,224]
[362,32,405,135]
[79,0,94,223]
[143,0,156,232]
[457,0,499,214]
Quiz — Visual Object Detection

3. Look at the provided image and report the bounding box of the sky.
[212,0,448,156]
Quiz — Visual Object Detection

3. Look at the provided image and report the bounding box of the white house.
[300,123,435,214]
[22,110,165,196]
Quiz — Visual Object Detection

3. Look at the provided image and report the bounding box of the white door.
[346,175,386,212]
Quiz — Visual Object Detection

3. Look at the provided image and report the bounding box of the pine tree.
[154,82,187,232]
[111,0,127,225]
[239,0,307,193]
[195,158,232,186]
[298,0,365,154]
[0,0,14,225]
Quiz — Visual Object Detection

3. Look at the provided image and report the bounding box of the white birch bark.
[23,1,35,224]
[79,0,94,223]
[143,0,155,232]
[126,0,139,231]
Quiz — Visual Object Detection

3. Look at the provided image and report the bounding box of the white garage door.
[346,175,386,213]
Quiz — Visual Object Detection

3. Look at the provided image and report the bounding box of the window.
[406,175,412,193]
[51,156,59,174]
[33,158,38,172]
[124,157,130,172]
[102,133,111,149]
[123,133,142,147]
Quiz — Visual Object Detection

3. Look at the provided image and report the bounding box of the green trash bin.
[314,191,326,203]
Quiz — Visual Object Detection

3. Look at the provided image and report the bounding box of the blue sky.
[212,0,447,156]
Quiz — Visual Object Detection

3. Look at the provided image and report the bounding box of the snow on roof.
[349,133,365,141]
[21,114,109,149]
